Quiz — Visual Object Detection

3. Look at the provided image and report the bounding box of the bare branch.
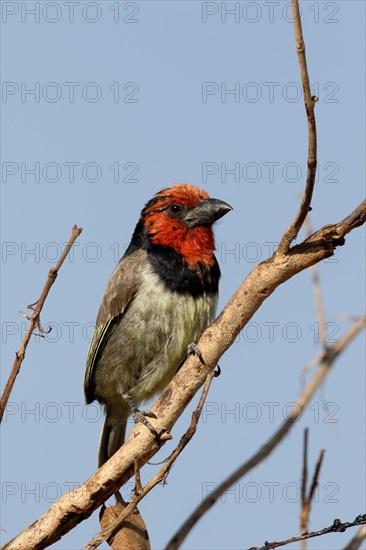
[300,434,326,550]
[165,316,365,550]
[304,214,328,347]
[2,204,365,550]
[343,525,366,550]
[248,515,366,550]
[278,0,317,253]
[307,449,325,507]
[300,428,308,509]
[83,369,216,550]
[300,210,327,550]
[304,200,366,247]
[2,0,366,542]
[2,200,365,550]
[0,225,83,423]
[300,429,309,550]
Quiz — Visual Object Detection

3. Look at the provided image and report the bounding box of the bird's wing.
[84,248,147,403]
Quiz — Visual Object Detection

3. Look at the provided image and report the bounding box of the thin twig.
[343,524,366,550]
[249,515,366,550]
[300,213,327,385]
[300,429,325,550]
[304,214,328,347]
[308,448,325,506]
[83,368,217,550]
[301,428,308,508]
[165,316,366,550]
[303,200,366,247]
[300,209,328,550]
[300,351,322,388]
[278,0,317,254]
[300,429,309,550]
[0,225,83,422]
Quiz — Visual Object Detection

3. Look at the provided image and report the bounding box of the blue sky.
[1,1,365,549]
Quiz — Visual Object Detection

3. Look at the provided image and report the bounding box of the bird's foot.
[188,342,221,377]
[122,393,159,438]
[187,342,206,366]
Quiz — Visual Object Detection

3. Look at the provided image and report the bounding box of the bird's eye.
[169,203,182,215]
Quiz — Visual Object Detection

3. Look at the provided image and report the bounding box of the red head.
[141,184,232,268]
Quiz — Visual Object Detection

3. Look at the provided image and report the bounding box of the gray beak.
[184,198,233,228]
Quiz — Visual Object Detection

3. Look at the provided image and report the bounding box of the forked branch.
[165,316,366,550]
[0,225,83,422]
[278,0,317,253]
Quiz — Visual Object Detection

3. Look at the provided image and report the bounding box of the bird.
[84,184,232,467]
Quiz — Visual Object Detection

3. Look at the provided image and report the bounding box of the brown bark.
[3,201,365,550]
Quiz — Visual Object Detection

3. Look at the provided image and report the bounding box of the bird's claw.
[188,344,221,376]
[122,393,159,438]
[132,410,159,438]
[141,410,158,419]
[187,342,205,365]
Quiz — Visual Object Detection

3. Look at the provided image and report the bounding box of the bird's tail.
[98,409,127,467]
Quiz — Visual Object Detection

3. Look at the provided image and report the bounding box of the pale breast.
[94,263,217,406]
